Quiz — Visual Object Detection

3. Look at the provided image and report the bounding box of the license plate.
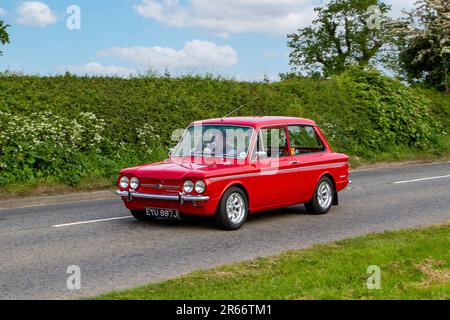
[145,207,180,220]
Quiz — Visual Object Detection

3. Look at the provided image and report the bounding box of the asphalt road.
[0,162,449,299]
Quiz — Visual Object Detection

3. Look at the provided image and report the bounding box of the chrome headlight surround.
[183,180,194,193]
[130,177,139,190]
[195,180,206,193]
[119,176,129,189]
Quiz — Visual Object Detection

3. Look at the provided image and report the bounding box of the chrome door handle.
[290,161,299,165]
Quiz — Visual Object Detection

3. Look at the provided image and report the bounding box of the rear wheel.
[215,187,248,230]
[305,176,334,215]
[130,210,153,221]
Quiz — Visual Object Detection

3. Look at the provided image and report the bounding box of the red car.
[116,117,350,230]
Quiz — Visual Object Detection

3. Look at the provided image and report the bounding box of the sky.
[0,0,415,81]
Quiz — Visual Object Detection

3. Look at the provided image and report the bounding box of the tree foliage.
[287,0,395,77]
[0,20,10,56]
[392,0,450,92]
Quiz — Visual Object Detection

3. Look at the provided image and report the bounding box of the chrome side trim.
[297,162,347,171]
[116,190,209,202]
[209,162,347,182]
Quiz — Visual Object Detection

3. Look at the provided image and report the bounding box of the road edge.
[351,159,450,173]
[0,190,117,211]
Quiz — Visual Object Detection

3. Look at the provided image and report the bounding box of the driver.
[203,135,217,155]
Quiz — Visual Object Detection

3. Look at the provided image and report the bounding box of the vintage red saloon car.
[116,117,350,230]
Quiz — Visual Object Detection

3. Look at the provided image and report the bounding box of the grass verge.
[97,223,450,300]
[0,176,114,200]
[348,150,450,168]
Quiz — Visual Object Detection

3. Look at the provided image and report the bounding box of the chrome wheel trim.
[226,192,246,224]
[317,181,332,209]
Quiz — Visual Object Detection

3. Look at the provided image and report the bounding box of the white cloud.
[0,7,7,16]
[61,62,136,77]
[133,0,317,36]
[98,40,238,70]
[16,1,58,27]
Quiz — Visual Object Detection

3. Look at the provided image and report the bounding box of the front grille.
[140,179,181,193]
[141,183,179,189]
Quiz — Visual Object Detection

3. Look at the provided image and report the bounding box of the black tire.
[130,210,153,221]
[215,187,248,230]
[304,176,334,215]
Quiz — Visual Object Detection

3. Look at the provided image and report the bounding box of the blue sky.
[0,0,414,80]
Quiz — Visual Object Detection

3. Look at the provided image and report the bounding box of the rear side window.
[288,125,324,154]
[254,127,290,158]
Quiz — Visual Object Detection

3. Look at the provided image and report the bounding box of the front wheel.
[304,176,334,215]
[215,187,248,230]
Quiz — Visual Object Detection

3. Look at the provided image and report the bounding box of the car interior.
[254,125,325,159]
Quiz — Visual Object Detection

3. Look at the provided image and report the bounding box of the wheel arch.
[217,182,250,213]
[319,172,338,205]
[320,172,336,191]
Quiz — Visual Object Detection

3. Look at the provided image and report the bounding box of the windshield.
[173,125,254,159]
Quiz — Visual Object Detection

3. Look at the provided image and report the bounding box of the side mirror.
[168,148,175,157]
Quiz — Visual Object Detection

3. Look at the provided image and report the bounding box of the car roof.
[192,116,317,128]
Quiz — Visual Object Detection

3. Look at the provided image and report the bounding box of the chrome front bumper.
[115,190,210,205]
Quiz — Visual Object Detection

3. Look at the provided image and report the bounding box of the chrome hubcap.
[317,182,332,209]
[226,193,246,224]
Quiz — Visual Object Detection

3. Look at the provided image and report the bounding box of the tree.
[287,0,395,78]
[392,0,449,92]
[0,20,10,56]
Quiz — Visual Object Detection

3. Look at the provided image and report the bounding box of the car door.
[288,125,327,202]
[251,126,299,209]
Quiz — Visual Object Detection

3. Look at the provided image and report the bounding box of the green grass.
[348,139,450,168]
[97,223,450,300]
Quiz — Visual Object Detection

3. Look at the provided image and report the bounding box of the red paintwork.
[118,117,349,216]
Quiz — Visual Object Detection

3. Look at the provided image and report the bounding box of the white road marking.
[52,216,133,228]
[394,174,450,185]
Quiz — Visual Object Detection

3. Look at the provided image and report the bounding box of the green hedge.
[0,67,448,187]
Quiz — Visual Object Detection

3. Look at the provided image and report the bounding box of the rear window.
[288,125,324,154]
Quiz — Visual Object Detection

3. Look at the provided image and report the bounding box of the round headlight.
[119,176,129,189]
[195,180,206,193]
[130,177,139,190]
[183,180,194,193]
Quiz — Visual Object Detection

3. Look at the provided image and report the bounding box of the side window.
[254,127,289,159]
[288,125,324,154]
